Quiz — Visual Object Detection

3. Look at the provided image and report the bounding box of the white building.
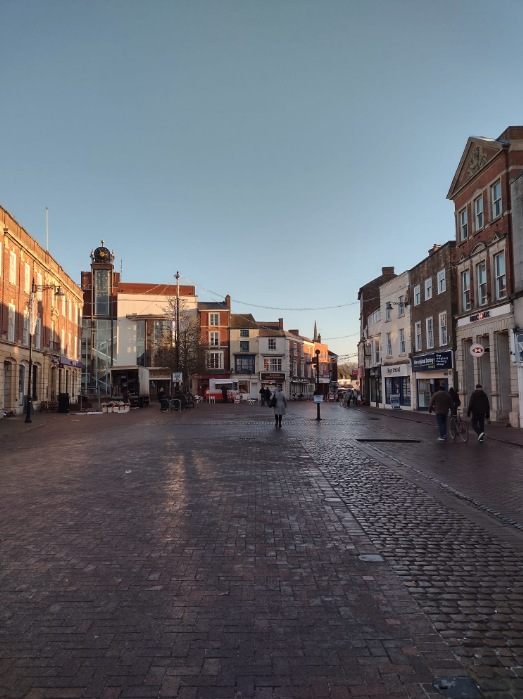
[380,271,413,410]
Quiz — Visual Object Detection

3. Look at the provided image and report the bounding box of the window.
[67,333,71,356]
[491,180,502,218]
[415,321,422,351]
[414,285,421,306]
[372,338,380,364]
[459,208,468,241]
[94,269,110,315]
[368,309,381,325]
[10,252,17,284]
[68,300,72,321]
[8,304,15,342]
[399,328,406,354]
[268,338,276,350]
[385,305,391,321]
[475,195,484,230]
[461,270,471,311]
[206,352,223,369]
[235,355,255,373]
[209,313,219,326]
[37,273,43,301]
[24,263,31,293]
[23,311,29,346]
[264,357,282,372]
[240,329,249,338]
[35,317,41,350]
[437,269,446,294]
[61,294,66,317]
[240,341,250,352]
[425,278,432,300]
[61,329,65,352]
[386,332,392,357]
[477,261,487,306]
[209,331,220,346]
[426,317,434,349]
[439,312,447,346]
[494,251,506,300]
[398,296,405,317]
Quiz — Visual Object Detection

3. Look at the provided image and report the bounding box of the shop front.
[382,364,412,410]
[368,366,381,406]
[260,371,286,398]
[290,377,309,400]
[411,350,453,411]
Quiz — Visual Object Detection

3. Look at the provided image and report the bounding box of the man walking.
[259,386,266,406]
[467,384,490,442]
[428,385,454,442]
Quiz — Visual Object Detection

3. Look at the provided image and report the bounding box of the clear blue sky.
[2,0,523,359]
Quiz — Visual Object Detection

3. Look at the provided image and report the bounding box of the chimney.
[318,333,321,343]
[428,244,441,255]
[225,294,231,309]
[289,329,299,336]
[382,266,395,275]
[278,318,284,331]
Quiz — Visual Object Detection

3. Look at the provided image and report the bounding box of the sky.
[2,0,523,360]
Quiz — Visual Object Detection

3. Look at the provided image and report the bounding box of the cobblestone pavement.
[0,402,522,698]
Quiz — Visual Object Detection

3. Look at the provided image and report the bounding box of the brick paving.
[0,402,522,697]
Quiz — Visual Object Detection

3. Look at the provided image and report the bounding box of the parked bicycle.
[449,409,468,442]
[161,398,186,413]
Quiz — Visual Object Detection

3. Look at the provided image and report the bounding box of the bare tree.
[153,299,206,388]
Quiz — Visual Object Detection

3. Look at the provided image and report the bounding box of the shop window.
[402,377,411,406]
[19,364,26,406]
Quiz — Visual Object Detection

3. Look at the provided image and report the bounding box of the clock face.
[94,246,111,263]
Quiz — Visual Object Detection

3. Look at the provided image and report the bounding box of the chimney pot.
[278,318,284,330]
[382,266,395,274]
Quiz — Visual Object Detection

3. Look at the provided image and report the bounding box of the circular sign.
[470,343,485,357]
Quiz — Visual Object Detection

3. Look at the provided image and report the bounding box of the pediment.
[447,137,506,200]
[470,242,487,256]
[458,252,467,263]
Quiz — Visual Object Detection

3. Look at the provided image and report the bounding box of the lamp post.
[25,280,65,423]
[315,349,321,421]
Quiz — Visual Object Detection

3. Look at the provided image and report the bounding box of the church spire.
[313,321,318,342]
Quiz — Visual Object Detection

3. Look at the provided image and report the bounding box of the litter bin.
[58,392,70,413]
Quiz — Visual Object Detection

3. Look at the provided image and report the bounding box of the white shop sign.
[383,364,410,377]
[470,343,485,357]
[457,302,512,328]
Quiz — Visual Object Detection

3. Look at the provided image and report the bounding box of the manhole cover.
[358,554,384,562]
[356,438,420,443]
[433,677,482,698]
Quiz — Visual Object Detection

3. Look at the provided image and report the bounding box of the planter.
[102,406,108,413]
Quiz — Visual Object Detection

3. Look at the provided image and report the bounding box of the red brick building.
[447,126,523,425]
[198,297,231,397]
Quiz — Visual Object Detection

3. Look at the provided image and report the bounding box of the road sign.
[314,395,323,403]
[172,372,183,382]
[470,343,485,357]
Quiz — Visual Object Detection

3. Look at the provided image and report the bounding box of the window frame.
[209,313,219,326]
[399,328,406,354]
[415,321,422,351]
[239,340,250,352]
[438,311,447,346]
[494,251,507,300]
[474,195,484,231]
[476,261,487,307]
[8,303,16,342]
[239,329,249,338]
[426,317,434,349]
[461,269,471,312]
[268,338,277,350]
[9,251,17,285]
[425,277,432,301]
[263,356,282,372]
[24,263,31,293]
[459,208,468,241]
[209,331,220,346]
[437,269,446,294]
[386,332,392,357]
[206,351,223,369]
[398,295,405,317]
[491,180,502,219]
[413,284,421,306]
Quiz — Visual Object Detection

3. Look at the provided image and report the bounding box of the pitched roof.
[229,313,258,329]
[447,136,508,200]
[117,283,195,295]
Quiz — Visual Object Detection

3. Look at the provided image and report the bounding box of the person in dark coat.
[158,387,165,403]
[448,386,461,416]
[259,387,266,406]
[428,386,454,441]
[221,386,228,403]
[265,387,272,406]
[467,384,490,442]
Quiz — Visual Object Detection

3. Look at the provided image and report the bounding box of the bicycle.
[161,398,186,413]
[449,409,468,442]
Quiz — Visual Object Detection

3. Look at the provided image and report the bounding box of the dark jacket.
[448,387,461,407]
[428,390,454,415]
[468,389,490,418]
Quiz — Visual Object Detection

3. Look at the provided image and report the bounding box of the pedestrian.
[272,387,287,427]
[467,383,490,442]
[259,386,266,406]
[221,385,228,403]
[265,387,272,406]
[158,387,165,403]
[448,386,461,416]
[428,385,454,442]
[122,388,130,404]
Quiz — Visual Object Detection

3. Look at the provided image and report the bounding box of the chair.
[208,395,215,404]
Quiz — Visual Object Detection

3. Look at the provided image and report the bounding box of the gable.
[447,137,505,200]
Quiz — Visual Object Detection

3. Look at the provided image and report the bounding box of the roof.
[229,313,258,329]
[447,135,509,200]
[117,283,195,296]
[198,301,229,310]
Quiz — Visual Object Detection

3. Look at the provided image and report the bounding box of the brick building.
[410,242,457,410]
[447,127,523,425]
[1,205,83,415]
[198,298,231,397]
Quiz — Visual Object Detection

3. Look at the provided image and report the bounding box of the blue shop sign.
[411,351,453,372]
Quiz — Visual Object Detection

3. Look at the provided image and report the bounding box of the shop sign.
[457,302,512,328]
[53,357,85,369]
[314,395,323,403]
[470,311,490,322]
[390,394,401,410]
[384,364,409,377]
[470,343,485,357]
[351,369,358,377]
[260,372,285,381]
[412,351,453,372]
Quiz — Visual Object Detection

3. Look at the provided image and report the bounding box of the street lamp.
[315,349,321,421]
[25,280,65,424]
